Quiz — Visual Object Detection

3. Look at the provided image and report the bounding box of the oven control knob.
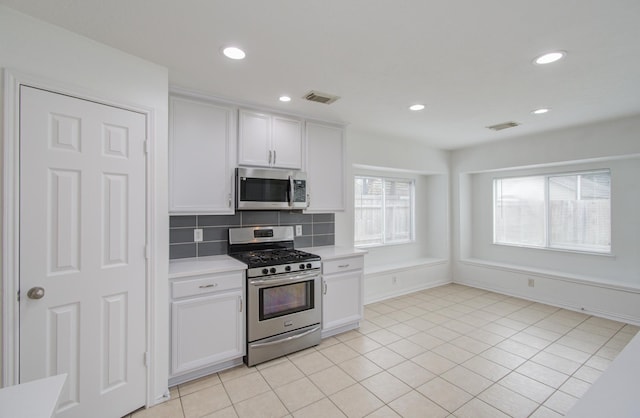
[299,264,305,270]
[306,263,312,269]
[270,267,277,274]
[285,265,291,272]
[262,268,269,275]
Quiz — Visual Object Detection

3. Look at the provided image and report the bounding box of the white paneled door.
[19,86,147,418]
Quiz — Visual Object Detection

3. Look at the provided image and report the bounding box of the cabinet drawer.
[172,272,243,299]
[322,256,364,275]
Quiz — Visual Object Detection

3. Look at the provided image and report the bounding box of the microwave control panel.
[293,180,306,202]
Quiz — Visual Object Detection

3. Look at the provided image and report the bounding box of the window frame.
[354,175,416,248]
[493,169,612,255]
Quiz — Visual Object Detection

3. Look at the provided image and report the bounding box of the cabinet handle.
[338,264,350,268]
[239,297,243,312]
[228,193,231,208]
[273,150,276,165]
[198,283,218,289]
[268,150,272,165]
[323,281,327,295]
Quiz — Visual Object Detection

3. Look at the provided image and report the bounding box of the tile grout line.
[154,284,636,418]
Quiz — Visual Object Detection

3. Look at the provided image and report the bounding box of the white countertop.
[169,255,247,279]
[300,246,367,260]
[566,331,640,417]
[0,374,66,418]
[169,246,365,279]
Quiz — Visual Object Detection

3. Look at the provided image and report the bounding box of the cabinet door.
[169,96,235,214]
[322,270,363,332]
[238,110,272,167]
[171,291,244,376]
[305,122,345,212]
[271,116,303,169]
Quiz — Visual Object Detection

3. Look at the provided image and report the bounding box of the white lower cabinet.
[321,255,364,337]
[170,271,245,384]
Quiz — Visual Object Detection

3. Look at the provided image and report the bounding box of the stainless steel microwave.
[236,167,308,210]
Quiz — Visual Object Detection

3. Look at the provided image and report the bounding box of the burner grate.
[232,249,319,268]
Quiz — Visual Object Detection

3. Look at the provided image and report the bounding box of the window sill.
[355,240,415,249]
[492,242,615,258]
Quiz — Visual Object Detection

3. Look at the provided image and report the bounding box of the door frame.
[2,69,158,408]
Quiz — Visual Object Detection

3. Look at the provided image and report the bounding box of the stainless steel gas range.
[228,226,322,367]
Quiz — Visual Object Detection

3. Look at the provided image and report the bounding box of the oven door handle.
[249,271,319,287]
[248,326,320,348]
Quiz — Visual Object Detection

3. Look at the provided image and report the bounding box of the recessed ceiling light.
[279,96,291,102]
[532,108,550,114]
[222,46,246,60]
[534,51,566,65]
[409,104,425,111]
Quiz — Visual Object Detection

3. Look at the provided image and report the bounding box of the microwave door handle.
[289,176,294,207]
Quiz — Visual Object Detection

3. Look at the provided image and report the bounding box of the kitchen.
[1,2,640,418]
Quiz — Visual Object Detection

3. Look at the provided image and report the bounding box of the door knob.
[27,287,45,300]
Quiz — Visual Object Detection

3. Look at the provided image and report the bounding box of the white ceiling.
[3,0,640,149]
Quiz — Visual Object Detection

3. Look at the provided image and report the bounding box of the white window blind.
[549,172,611,252]
[355,176,414,246]
[494,170,611,253]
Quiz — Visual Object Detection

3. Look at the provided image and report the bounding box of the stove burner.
[232,249,320,268]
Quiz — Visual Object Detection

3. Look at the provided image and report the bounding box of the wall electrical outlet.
[194,229,203,242]
[527,278,535,288]
[295,225,303,236]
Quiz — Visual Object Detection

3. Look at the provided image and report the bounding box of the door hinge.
[144,245,150,259]
[144,351,150,367]
[17,289,20,302]
[144,139,149,154]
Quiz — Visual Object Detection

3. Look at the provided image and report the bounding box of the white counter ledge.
[169,255,247,279]
[300,246,367,260]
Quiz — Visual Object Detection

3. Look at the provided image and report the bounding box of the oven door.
[247,270,321,342]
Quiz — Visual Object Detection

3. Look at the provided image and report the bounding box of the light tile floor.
[127,284,639,418]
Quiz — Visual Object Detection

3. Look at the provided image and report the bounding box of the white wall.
[337,129,453,300]
[337,129,450,259]
[451,115,640,323]
[0,5,169,404]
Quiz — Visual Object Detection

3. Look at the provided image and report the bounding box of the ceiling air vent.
[303,90,340,105]
[486,121,521,131]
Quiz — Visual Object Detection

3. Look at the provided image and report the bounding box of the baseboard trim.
[168,357,244,387]
[365,279,452,305]
[321,322,359,339]
[460,258,640,294]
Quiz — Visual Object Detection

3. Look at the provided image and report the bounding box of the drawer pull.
[338,264,350,268]
[198,283,218,289]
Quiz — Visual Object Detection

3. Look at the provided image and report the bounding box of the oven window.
[241,177,289,202]
[260,280,314,320]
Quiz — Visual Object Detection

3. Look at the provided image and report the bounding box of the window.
[354,176,414,246]
[494,170,611,253]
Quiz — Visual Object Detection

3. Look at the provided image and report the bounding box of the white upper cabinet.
[169,95,236,214]
[305,121,345,212]
[237,110,271,167]
[238,109,303,169]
